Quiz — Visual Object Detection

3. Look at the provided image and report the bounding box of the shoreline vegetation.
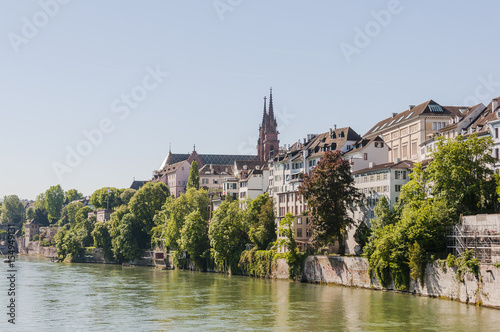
[4,134,500,308]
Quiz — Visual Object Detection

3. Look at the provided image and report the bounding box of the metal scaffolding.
[447,214,500,264]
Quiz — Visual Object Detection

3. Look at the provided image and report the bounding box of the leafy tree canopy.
[298,150,360,253]
[1,195,25,224]
[186,161,200,190]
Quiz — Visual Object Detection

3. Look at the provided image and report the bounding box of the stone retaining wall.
[274,255,500,308]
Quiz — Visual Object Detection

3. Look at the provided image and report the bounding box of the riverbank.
[20,243,500,309]
[283,255,500,309]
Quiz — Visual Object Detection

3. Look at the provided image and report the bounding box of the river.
[1,255,499,331]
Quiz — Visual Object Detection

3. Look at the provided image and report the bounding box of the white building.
[346,160,414,254]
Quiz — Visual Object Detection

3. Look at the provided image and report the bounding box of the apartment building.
[364,100,471,162]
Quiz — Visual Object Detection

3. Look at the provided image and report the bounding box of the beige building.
[364,100,472,162]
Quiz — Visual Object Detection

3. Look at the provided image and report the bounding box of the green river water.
[1,255,499,331]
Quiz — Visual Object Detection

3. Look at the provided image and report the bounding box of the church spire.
[262,96,267,126]
[268,87,274,120]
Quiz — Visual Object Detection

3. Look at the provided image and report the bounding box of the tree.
[90,187,121,210]
[179,210,211,270]
[426,134,497,214]
[65,189,83,203]
[45,185,65,223]
[160,188,209,249]
[186,161,200,190]
[1,195,25,224]
[58,201,84,226]
[92,221,113,260]
[276,213,303,280]
[111,212,143,262]
[298,150,360,254]
[208,200,249,272]
[248,197,276,250]
[128,182,170,248]
[120,188,136,205]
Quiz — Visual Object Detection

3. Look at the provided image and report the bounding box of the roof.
[352,160,414,175]
[159,151,259,170]
[234,160,267,171]
[199,164,233,176]
[130,180,146,190]
[344,136,384,156]
[305,127,362,159]
[364,100,470,137]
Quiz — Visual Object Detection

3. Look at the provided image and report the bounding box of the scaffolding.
[447,214,500,264]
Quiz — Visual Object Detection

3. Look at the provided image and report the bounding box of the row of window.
[362,186,389,194]
[355,173,388,183]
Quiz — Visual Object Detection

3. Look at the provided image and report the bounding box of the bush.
[32,234,40,241]
[239,249,276,278]
[446,253,457,267]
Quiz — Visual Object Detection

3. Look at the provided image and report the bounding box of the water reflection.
[1,256,499,331]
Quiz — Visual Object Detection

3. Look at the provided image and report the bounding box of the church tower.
[257,88,280,161]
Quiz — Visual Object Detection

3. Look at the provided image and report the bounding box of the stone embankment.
[273,255,500,308]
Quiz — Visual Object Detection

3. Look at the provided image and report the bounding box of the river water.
[1,255,499,331]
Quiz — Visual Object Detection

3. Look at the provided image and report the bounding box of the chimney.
[368,162,374,169]
[493,99,499,112]
[409,105,415,110]
[329,128,333,135]
[394,157,400,164]
[334,124,337,130]
[392,113,398,118]
[303,138,306,144]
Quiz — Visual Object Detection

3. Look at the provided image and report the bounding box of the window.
[364,153,368,160]
[376,174,381,180]
[395,171,406,180]
[297,218,302,224]
[395,185,401,192]
[213,179,218,184]
[496,128,499,139]
[496,149,499,161]
[297,228,303,238]
[383,173,388,180]
[411,141,418,156]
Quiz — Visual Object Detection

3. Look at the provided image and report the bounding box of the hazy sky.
[2,0,500,200]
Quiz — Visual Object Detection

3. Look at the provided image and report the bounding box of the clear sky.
[1,0,500,200]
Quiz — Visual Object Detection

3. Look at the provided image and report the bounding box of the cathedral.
[257,88,280,161]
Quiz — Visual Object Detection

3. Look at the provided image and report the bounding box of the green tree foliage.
[298,150,360,253]
[112,212,143,262]
[92,221,113,260]
[26,206,36,220]
[208,200,249,272]
[408,242,427,287]
[58,201,84,226]
[120,188,136,205]
[53,205,94,262]
[1,195,25,224]
[365,161,459,291]
[186,161,200,190]
[129,182,170,245]
[158,188,209,249]
[179,210,211,270]
[65,189,83,203]
[90,187,122,210]
[275,213,305,280]
[426,134,497,214]
[353,221,371,253]
[248,196,276,250]
[44,185,65,223]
